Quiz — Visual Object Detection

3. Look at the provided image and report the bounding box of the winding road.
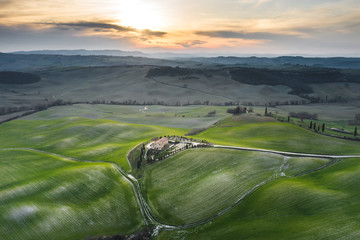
[2,145,360,235]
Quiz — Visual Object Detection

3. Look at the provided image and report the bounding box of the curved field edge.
[0,149,144,240]
[156,157,360,240]
[195,116,360,155]
[143,148,330,226]
[0,117,187,171]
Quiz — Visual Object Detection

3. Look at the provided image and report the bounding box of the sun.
[117,1,167,30]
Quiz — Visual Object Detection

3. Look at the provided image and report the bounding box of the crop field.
[283,117,359,138]
[0,117,186,171]
[272,104,360,121]
[255,104,360,138]
[156,156,360,240]
[1,104,359,240]
[143,148,329,225]
[22,104,230,129]
[310,82,360,103]
[0,149,143,240]
[195,115,360,155]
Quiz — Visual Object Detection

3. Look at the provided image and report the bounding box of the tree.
[265,107,268,116]
[355,127,358,137]
[309,121,313,129]
[322,123,325,132]
[313,122,317,131]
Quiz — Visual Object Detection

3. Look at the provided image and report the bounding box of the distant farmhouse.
[151,137,169,150]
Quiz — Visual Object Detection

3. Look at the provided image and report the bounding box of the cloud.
[42,21,168,40]
[46,21,136,32]
[176,40,207,48]
[195,30,292,40]
[0,24,136,52]
[141,29,167,37]
[0,0,12,7]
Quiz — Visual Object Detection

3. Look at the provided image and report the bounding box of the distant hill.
[10,49,204,59]
[1,53,360,109]
[0,53,189,72]
[11,49,147,57]
[183,56,360,69]
[8,51,360,69]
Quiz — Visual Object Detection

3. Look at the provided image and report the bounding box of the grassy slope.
[157,156,360,240]
[144,148,328,225]
[196,115,360,155]
[0,65,305,108]
[0,117,186,171]
[22,104,230,129]
[271,104,360,121]
[0,149,143,240]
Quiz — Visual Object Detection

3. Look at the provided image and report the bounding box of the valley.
[1,53,360,239]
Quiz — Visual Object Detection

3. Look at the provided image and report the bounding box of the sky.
[0,0,360,56]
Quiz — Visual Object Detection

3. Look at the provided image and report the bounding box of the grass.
[0,117,186,171]
[285,117,359,138]
[156,156,360,240]
[143,148,329,226]
[195,115,360,155]
[0,149,143,240]
[22,104,230,129]
[260,104,360,138]
[271,103,360,121]
[2,106,359,239]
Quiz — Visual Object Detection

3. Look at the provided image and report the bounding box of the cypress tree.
[322,123,325,132]
[265,107,268,116]
[309,121,313,129]
[355,127,358,137]
[313,122,317,131]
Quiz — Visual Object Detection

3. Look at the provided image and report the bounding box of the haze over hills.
[10,49,201,59]
[0,52,191,72]
[8,50,360,69]
[12,49,147,57]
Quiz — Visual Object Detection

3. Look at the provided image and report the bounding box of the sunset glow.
[0,0,359,55]
[117,1,168,30]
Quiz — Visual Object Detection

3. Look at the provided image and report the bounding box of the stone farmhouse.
[151,137,169,150]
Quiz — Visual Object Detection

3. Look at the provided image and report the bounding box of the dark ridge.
[0,71,41,84]
[146,66,214,78]
[229,67,346,95]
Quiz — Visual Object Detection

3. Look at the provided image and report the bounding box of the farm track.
[0,148,171,230]
[2,146,360,235]
[212,145,360,159]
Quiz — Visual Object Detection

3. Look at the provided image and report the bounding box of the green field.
[271,104,360,121]
[195,115,360,155]
[156,156,360,240]
[143,148,329,225]
[22,104,230,129]
[262,104,360,138]
[0,117,186,171]
[2,51,360,240]
[0,149,143,240]
[1,105,360,240]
